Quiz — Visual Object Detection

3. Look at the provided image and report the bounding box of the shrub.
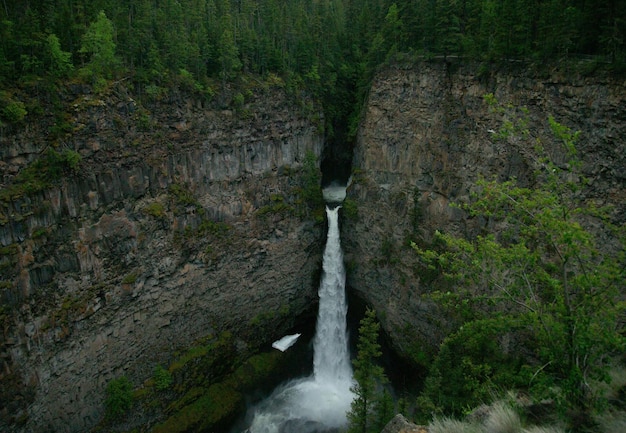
[105,376,134,419]
[0,148,82,202]
[143,201,166,218]
[2,99,27,123]
[121,273,137,284]
[154,365,173,391]
[232,92,245,108]
[342,198,358,220]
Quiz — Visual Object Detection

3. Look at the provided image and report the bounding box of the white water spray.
[244,205,354,433]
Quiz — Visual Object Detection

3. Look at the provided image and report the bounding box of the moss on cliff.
[92,330,299,433]
[151,383,243,433]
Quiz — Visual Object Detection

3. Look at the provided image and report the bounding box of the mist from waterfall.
[243,204,354,433]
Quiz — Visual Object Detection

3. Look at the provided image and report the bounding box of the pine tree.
[79,10,120,79]
[45,33,73,77]
[347,308,391,433]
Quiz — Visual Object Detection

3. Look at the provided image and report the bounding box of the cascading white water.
[244,205,354,433]
[312,206,352,384]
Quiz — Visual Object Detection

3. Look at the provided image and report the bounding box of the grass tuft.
[429,417,481,433]
[484,401,522,433]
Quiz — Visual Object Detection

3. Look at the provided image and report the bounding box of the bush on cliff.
[104,376,134,420]
[413,108,626,430]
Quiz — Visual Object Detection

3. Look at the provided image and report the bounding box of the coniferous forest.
[1,0,625,140]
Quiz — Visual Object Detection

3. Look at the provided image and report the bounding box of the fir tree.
[347,308,392,433]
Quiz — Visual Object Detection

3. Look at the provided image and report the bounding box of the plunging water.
[243,205,354,433]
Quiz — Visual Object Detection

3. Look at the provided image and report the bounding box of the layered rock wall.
[0,84,324,432]
[344,61,626,358]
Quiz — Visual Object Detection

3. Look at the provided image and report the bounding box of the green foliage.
[347,308,392,433]
[169,344,213,374]
[229,351,284,390]
[196,218,230,237]
[418,318,531,418]
[143,202,166,219]
[148,335,288,433]
[153,365,173,391]
[297,150,324,217]
[0,148,81,202]
[342,198,359,220]
[45,34,73,78]
[412,109,626,428]
[121,273,137,285]
[105,376,134,420]
[79,11,120,80]
[232,92,245,108]
[257,194,294,217]
[1,92,27,123]
[151,382,242,433]
[168,183,196,207]
[0,1,623,87]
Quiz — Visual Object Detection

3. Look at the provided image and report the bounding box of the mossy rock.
[150,351,287,433]
[228,351,285,391]
[151,383,243,433]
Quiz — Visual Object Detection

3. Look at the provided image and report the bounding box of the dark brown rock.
[344,60,626,360]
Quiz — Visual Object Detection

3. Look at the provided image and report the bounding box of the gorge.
[243,202,353,433]
[1,60,625,433]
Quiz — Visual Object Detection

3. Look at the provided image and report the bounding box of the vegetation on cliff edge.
[411,103,626,431]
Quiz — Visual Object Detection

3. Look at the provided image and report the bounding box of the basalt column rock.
[0,83,325,433]
[344,61,626,360]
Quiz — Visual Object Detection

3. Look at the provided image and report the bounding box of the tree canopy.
[1,1,624,138]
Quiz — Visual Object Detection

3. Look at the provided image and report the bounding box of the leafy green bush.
[342,198,358,220]
[232,92,245,108]
[143,201,166,219]
[121,273,137,284]
[168,183,196,206]
[413,105,626,429]
[419,318,531,418]
[1,99,27,123]
[105,376,134,419]
[153,365,173,391]
[0,148,82,202]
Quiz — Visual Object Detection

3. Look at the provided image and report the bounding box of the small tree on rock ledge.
[347,308,393,433]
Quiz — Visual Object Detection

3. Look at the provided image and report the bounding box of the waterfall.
[243,205,354,433]
[313,206,352,383]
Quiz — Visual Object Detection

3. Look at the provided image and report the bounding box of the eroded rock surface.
[344,61,626,358]
[0,84,324,432]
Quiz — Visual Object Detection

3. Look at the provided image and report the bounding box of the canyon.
[1,60,625,432]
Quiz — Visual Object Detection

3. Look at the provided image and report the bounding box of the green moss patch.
[152,383,242,433]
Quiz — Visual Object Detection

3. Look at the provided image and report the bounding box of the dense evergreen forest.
[1,0,625,139]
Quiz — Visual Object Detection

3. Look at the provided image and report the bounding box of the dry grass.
[521,426,565,433]
[595,412,626,433]
[429,417,481,433]
[426,397,625,433]
[483,401,522,433]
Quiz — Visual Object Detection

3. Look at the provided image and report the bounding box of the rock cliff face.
[344,61,626,360]
[0,83,324,432]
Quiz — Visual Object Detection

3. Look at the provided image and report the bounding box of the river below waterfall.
[239,204,355,433]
